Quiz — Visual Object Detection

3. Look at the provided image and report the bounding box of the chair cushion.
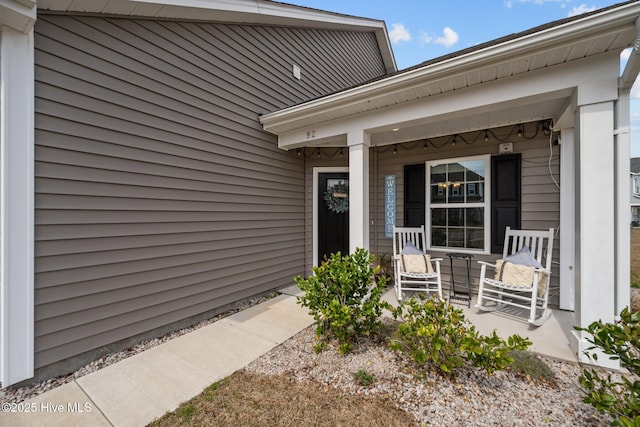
[495,260,547,294]
[504,245,543,269]
[400,254,434,274]
[400,241,423,255]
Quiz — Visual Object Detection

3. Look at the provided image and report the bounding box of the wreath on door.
[324,182,349,214]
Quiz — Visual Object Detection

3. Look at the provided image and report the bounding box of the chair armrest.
[477,260,496,268]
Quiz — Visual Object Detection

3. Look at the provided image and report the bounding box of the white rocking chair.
[392,226,443,302]
[475,227,554,326]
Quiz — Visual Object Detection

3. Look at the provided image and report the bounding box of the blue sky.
[282,0,640,156]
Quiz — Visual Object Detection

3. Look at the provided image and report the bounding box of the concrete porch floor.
[381,288,578,363]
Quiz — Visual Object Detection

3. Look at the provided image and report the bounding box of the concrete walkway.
[0,286,314,427]
[0,285,578,427]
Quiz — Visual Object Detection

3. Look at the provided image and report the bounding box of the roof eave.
[37,0,396,73]
[260,1,640,134]
[0,0,36,33]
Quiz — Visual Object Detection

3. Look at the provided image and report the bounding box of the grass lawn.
[147,370,415,427]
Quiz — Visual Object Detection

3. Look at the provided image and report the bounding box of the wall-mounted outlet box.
[499,142,513,154]
[292,65,301,80]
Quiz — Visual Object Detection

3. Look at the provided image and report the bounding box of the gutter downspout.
[615,17,640,318]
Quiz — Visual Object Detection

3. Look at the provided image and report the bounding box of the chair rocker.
[475,227,554,326]
[392,226,443,302]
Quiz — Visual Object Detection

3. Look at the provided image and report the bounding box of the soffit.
[368,93,572,146]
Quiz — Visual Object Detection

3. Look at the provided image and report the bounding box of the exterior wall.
[369,123,562,306]
[33,14,387,378]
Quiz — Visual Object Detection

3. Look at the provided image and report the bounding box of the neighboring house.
[0,0,637,387]
[631,158,640,223]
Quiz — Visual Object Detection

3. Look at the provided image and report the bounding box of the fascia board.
[0,0,36,33]
[376,24,397,73]
[621,17,640,89]
[260,2,640,132]
[37,0,387,30]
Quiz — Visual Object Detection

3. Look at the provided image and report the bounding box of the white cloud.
[389,23,411,44]
[419,27,460,48]
[504,1,513,8]
[419,32,433,44]
[568,4,597,17]
[434,27,459,48]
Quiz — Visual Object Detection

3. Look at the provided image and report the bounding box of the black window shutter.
[491,154,521,253]
[404,164,425,227]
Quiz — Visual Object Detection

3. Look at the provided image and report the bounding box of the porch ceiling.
[260,2,640,146]
[367,91,572,146]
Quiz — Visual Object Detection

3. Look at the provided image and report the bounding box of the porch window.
[427,155,491,253]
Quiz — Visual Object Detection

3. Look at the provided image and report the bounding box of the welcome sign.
[385,175,395,238]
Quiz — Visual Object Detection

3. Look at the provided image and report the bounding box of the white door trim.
[313,167,348,267]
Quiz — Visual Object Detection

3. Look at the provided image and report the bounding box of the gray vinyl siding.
[34,14,386,372]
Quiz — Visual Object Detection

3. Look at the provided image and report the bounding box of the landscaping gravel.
[0,292,621,426]
[247,323,613,426]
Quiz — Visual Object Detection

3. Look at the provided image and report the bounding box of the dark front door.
[318,173,349,264]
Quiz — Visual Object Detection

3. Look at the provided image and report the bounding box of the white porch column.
[347,130,370,253]
[559,126,575,311]
[571,100,617,367]
[615,87,631,317]
[0,0,36,386]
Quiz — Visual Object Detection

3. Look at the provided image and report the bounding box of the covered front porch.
[261,4,640,366]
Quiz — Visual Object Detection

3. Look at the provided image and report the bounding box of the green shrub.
[390,295,531,377]
[295,248,390,354]
[507,350,556,384]
[575,307,640,426]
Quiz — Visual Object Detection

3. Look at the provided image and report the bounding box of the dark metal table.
[446,253,473,308]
